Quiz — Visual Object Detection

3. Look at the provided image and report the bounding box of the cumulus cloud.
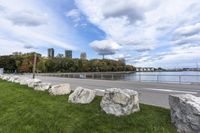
[90,39,121,55]
[23,44,37,49]
[66,9,81,22]
[7,10,47,26]
[0,0,81,56]
[174,23,200,37]
[75,0,200,67]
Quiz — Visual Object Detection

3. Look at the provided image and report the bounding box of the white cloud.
[0,0,80,56]
[174,23,200,37]
[7,10,47,26]
[90,39,121,55]
[75,0,200,67]
[66,9,81,22]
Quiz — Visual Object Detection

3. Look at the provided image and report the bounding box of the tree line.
[0,53,136,73]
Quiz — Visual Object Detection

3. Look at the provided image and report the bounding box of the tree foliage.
[0,53,136,73]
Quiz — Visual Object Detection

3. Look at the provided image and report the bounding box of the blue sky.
[0,0,200,68]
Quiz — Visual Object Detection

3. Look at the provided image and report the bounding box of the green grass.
[0,79,177,133]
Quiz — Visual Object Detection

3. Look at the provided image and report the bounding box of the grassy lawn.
[0,79,177,133]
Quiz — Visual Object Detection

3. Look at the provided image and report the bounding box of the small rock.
[34,83,51,91]
[68,87,96,104]
[49,84,71,95]
[2,75,10,81]
[100,88,140,116]
[28,79,42,88]
[19,78,32,85]
[169,94,200,133]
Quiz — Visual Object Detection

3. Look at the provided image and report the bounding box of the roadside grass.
[0,79,177,133]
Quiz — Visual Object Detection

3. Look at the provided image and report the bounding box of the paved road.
[30,75,200,108]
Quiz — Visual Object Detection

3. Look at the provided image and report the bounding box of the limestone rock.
[12,76,20,83]
[34,83,51,91]
[169,94,200,133]
[28,79,42,88]
[2,75,10,81]
[100,88,140,116]
[19,78,32,85]
[68,87,96,104]
[49,84,71,95]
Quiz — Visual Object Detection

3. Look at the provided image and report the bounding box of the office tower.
[80,52,87,60]
[118,58,126,64]
[48,48,54,58]
[65,50,72,58]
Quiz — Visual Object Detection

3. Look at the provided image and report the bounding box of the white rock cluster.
[68,87,96,104]
[0,74,141,116]
[169,94,200,133]
[100,88,140,116]
[49,84,71,95]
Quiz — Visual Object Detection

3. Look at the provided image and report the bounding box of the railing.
[37,73,200,85]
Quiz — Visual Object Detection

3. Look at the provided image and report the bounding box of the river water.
[41,71,200,84]
[123,71,200,84]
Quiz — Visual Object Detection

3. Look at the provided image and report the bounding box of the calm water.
[43,71,200,84]
[124,71,200,84]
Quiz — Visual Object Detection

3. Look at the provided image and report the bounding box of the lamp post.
[32,53,37,79]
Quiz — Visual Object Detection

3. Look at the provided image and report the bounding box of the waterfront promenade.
[33,75,200,108]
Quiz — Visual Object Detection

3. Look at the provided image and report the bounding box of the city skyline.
[0,0,200,68]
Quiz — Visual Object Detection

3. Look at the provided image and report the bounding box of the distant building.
[118,58,126,64]
[48,48,54,58]
[65,50,72,58]
[12,52,22,56]
[56,53,64,58]
[80,52,87,60]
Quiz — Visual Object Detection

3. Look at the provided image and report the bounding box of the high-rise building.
[48,48,54,58]
[65,50,72,58]
[80,52,87,60]
[118,58,126,64]
[56,53,64,58]
[12,52,22,56]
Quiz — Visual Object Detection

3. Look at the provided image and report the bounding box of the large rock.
[100,88,140,116]
[9,76,20,83]
[68,87,96,104]
[34,83,51,91]
[2,75,10,81]
[19,78,32,85]
[169,94,200,133]
[49,84,71,95]
[28,79,42,88]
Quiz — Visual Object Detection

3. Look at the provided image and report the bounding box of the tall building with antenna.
[80,52,87,60]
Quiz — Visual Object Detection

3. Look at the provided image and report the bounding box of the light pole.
[32,53,37,79]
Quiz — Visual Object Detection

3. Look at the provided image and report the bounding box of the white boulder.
[100,88,140,116]
[2,75,10,81]
[68,87,96,104]
[9,76,20,83]
[19,78,32,85]
[49,84,71,95]
[169,94,200,133]
[28,79,42,88]
[34,83,51,91]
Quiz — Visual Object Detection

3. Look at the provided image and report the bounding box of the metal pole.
[179,75,181,84]
[157,75,159,83]
[139,74,141,82]
[32,53,37,79]
[101,74,103,80]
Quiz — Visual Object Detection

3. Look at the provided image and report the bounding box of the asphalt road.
[30,75,200,108]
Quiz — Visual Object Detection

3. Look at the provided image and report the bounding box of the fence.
[37,73,200,85]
